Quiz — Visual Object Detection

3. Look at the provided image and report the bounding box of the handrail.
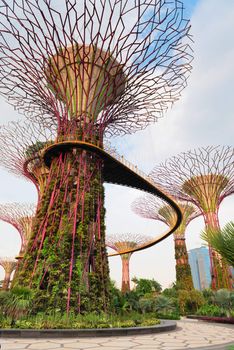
[43,141,182,257]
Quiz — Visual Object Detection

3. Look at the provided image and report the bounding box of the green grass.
[227,345,234,350]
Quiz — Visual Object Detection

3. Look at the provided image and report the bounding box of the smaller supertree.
[0,120,56,201]
[106,233,151,293]
[0,257,17,290]
[132,195,201,290]
[0,203,35,256]
[150,146,234,289]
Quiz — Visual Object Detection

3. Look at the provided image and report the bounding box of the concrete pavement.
[0,319,233,350]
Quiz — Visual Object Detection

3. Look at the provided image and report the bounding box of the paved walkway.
[0,320,233,350]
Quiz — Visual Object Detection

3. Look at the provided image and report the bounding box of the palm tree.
[0,286,33,319]
[202,221,234,266]
[154,295,176,314]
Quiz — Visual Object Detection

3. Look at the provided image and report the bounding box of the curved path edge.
[0,320,176,338]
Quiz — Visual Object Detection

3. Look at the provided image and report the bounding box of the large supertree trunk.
[16,147,111,314]
[174,235,194,290]
[204,211,232,290]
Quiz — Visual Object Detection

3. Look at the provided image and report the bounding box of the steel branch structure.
[0,203,35,255]
[150,146,234,290]
[0,0,192,137]
[0,0,192,314]
[132,195,201,289]
[106,233,151,293]
[0,257,17,290]
[0,120,56,200]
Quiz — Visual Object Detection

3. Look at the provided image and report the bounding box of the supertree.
[0,257,17,290]
[132,195,201,290]
[0,203,35,256]
[0,120,56,202]
[150,146,234,290]
[0,0,192,313]
[106,233,151,293]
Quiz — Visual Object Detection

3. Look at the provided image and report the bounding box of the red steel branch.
[0,120,56,201]
[132,194,201,288]
[150,146,234,290]
[0,203,35,254]
[0,0,192,138]
[0,0,192,313]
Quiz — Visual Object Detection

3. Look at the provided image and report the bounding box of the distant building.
[188,247,211,290]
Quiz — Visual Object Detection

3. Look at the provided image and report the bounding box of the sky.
[0,0,234,289]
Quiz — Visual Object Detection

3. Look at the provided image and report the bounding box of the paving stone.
[28,343,61,349]
[63,343,100,349]
[133,347,162,350]
[1,343,29,349]
[100,341,135,347]
[1,320,234,349]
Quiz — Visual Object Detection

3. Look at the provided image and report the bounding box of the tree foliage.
[202,222,234,266]
[132,277,162,296]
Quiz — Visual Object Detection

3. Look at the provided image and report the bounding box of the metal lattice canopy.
[132,194,201,237]
[0,0,192,137]
[0,257,17,273]
[150,146,234,213]
[106,233,151,254]
[0,203,36,249]
[0,120,56,189]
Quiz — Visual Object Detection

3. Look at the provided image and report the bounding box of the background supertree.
[106,233,151,293]
[0,0,192,313]
[0,257,17,290]
[0,203,35,256]
[150,146,234,290]
[0,120,56,202]
[132,195,201,290]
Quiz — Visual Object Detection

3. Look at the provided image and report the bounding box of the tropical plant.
[132,277,162,296]
[196,304,226,317]
[201,222,234,266]
[154,295,177,314]
[162,284,178,298]
[138,297,155,314]
[212,289,234,316]
[178,289,205,315]
[0,286,33,319]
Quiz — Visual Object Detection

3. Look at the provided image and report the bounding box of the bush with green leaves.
[196,304,226,317]
[0,311,160,329]
[178,289,205,315]
[132,277,162,296]
[0,286,33,319]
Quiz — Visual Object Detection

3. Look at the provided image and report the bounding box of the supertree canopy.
[0,0,192,314]
[0,257,17,290]
[106,233,151,293]
[0,203,35,256]
[150,146,234,290]
[132,195,201,290]
[0,121,56,200]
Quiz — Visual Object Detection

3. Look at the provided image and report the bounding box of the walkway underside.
[43,141,182,256]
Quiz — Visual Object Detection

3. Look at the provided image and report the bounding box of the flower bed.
[187,315,234,324]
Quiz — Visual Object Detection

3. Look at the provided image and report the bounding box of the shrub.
[140,318,160,326]
[177,289,205,315]
[156,313,180,320]
[196,304,226,317]
[155,295,177,314]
